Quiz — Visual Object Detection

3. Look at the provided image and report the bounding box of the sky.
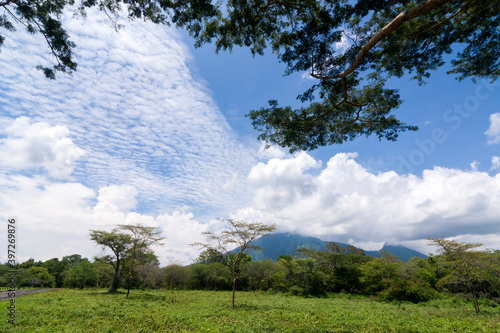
[0,9,499,266]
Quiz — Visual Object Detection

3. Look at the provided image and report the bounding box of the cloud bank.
[234,152,500,254]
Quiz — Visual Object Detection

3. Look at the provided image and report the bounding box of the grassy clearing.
[1,289,499,332]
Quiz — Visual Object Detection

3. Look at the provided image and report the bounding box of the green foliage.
[64,260,98,288]
[242,259,284,291]
[195,248,227,265]
[42,258,66,287]
[18,258,42,269]
[62,254,87,267]
[0,262,11,277]
[188,263,231,291]
[6,266,56,288]
[94,261,114,288]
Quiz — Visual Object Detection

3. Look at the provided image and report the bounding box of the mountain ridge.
[246,233,427,262]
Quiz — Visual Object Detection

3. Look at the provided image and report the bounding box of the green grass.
[1,289,499,332]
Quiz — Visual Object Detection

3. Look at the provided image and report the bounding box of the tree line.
[1,221,498,313]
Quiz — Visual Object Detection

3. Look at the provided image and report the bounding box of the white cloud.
[234,152,500,252]
[491,156,500,171]
[485,113,500,145]
[0,117,84,179]
[94,185,138,214]
[0,8,261,265]
[248,151,320,210]
[470,160,480,172]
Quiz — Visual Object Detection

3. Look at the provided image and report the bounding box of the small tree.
[193,218,276,307]
[90,229,132,292]
[90,225,164,294]
[427,238,497,313]
[118,224,164,297]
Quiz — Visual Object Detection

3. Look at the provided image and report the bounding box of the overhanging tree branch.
[311,0,455,80]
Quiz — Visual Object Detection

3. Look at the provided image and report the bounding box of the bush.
[378,281,438,303]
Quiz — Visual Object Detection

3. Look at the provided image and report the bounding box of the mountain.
[246,233,427,262]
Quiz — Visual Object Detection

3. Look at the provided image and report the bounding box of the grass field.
[1,289,499,332]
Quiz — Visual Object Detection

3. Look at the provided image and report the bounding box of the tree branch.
[311,0,455,80]
[99,0,123,32]
[5,5,65,69]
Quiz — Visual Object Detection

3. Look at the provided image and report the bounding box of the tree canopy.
[2,0,498,149]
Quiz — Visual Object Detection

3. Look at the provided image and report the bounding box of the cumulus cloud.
[234,152,500,253]
[0,117,84,179]
[94,185,138,214]
[485,113,500,145]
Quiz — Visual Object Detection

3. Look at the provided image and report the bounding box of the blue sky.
[1,9,499,265]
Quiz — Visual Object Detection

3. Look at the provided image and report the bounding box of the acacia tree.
[90,225,163,294]
[118,224,164,297]
[2,1,498,148]
[89,229,132,292]
[428,238,499,313]
[193,218,277,307]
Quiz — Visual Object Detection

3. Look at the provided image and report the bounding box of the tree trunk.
[232,260,237,307]
[110,273,120,292]
[472,286,480,314]
[126,257,135,298]
[110,259,121,293]
[232,276,236,308]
